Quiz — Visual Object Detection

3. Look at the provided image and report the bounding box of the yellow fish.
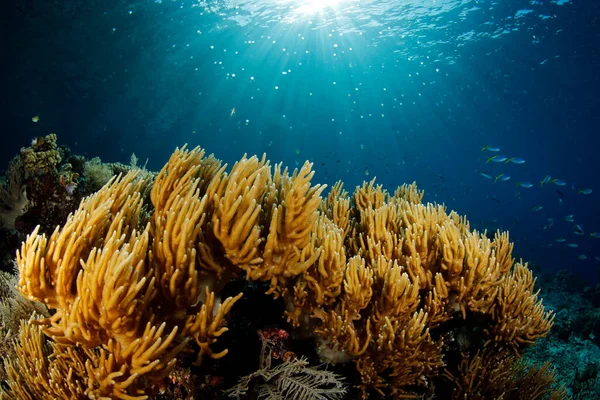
[32,115,39,123]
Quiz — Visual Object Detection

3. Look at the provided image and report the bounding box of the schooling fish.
[564,215,575,222]
[540,175,551,187]
[487,155,508,163]
[552,179,566,186]
[579,188,593,195]
[494,173,511,182]
[516,181,534,188]
[479,172,493,180]
[555,238,566,243]
[505,157,526,164]
[590,232,600,239]
[578,254,588,260]
[481,146,500,152]
[531,206,543,212]
[567,243,579,248]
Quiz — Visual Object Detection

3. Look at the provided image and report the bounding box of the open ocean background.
[2,0,599,282]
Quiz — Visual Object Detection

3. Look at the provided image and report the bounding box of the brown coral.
[20,133,62,178]
[285,177,555,398]
[6,144,556,399]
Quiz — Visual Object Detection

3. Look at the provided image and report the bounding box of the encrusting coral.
[20,133,62,178]
[3,145,558,399]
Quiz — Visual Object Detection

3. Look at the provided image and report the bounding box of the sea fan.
[226,339,346,400]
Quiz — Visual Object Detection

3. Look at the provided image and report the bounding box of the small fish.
[578,254,588,260]
[540,175,551,187]
[494,173,508,183]
[564,215,575,222]
[574,224,584,232]
[574,230,584,236]
[579,188,593,195]
[31,115,39,123]
[531,206,543,212]
[481,146,500,152]
[487,155,508,163]
[566,243,579,248]
[230,107,236,117]
[479,172,493,180]
[505,157,526,164]
[551,179,566,186]
[516,182,534,188]
[555,238,566,243]
[590,232,600,239]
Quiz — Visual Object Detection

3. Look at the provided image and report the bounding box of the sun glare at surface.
[294,0,347,15]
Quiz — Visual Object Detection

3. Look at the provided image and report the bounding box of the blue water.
[3,0,599,281]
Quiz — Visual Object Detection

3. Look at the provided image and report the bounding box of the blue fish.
[555,238,566,243]
[505,157,526,164]
[516,181,534,188]
[479,172,493,180]
[481,146,500,152]
[487,155,508,163]
[567,243,579,248]
[590,232,600,239]
[540,175,551,187]
[579,188,593,195]
[551,179,566,186]
[531,206,543,212]
[494,173,511,183]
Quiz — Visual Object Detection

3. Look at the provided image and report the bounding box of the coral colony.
[0,137,565,399]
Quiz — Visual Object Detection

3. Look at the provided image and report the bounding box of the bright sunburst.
[293,0,347,15]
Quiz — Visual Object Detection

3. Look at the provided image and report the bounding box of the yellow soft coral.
[288,178,554,398]
[8,144,555,399]
[14,151,242,398]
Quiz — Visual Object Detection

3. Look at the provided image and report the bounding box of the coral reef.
[0,135,150,274]
[522,270,600,399]
[0,158,28,231]
[1,145,563,399]
[0,133,83,239]
[83,156,141,192]
[19,134,62,178]
[226,327,346,399]
[0,269,49,383]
